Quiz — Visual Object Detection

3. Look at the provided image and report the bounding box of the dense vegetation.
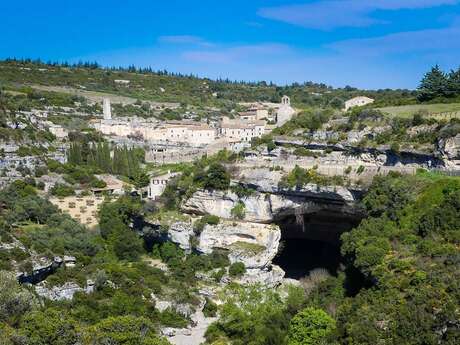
[160,150,237,210]
[0,178,243,344]
[204,172,460,345]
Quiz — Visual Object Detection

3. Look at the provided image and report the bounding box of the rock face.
[17,256,64,284]
[168,222,194,252]
[439,134,460,160]
[197,221,281,270]
[181,185,360,224]
[181,190,271,223]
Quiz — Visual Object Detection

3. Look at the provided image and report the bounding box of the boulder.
[237,265,286,288]
[168,222,194,252]
[197,221,281,269]
[439,134,460,160]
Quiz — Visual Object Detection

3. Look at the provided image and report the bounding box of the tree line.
[67,142,145,178]
[418,64,460,101]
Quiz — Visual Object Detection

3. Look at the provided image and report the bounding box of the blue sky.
[1,0,459,89]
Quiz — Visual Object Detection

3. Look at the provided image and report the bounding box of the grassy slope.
[377,102,460,118]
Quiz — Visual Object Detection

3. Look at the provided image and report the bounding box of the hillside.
[0,59,417,109]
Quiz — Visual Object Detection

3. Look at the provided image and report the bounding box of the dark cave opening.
[273,211,360,280]
[273,238,342,280]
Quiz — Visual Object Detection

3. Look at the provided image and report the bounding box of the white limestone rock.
[441,134,460,159]
[181,190,273,223]
[197,221,281,269]
[237,265,286,288]
[235,168,284,193]
[35,282,84,301]
[168,222,194,252]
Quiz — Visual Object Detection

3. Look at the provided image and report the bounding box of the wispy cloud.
[258,0,458,29]
[328,23,460,55]
[158,35,214,47]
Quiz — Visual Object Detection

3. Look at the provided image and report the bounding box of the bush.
[230,202,246,220]
[229,262,246,277]
[287,307,336,345]
[50,183,75,197]
[212,268,226,282]
[194,214,220,234]
[203,298,218,317]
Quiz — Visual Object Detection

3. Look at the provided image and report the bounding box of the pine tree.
[417,65,449,101]
[447,67,460,96]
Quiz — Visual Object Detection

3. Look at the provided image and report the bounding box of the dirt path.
[168,310,217,345]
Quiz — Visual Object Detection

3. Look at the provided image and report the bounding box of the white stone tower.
[277,95,295,127]
[103,98,112,120]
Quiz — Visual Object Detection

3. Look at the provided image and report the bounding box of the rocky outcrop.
[197,221,281,269]
[168,222,194,252]
[17,256,63,284]
[181,185,360,224]
[181,190,273,223]
[35,280,94,301]
[438,134,460,160]
[236,265,285,288]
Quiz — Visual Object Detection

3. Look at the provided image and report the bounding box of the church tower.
[277,95,295,127]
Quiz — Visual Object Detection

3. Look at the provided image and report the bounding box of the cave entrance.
[273,239,342,280]
[273,211,359,280]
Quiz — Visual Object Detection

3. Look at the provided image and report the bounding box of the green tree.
[19,308,79,345]
[202,163,230,191]
[287,308,336,345]
[0,271,37,324]
[417,65,449,101]
[87,316,170,345]
[112,228,144,261]
[447,67,460,96]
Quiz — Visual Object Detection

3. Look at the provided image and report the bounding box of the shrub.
[231,202,246,220]
[212,268,226,282]
[194,214,220,234]
[203,298,218,317]
[229,262,246,277]
[293,147,317,157]
[50,184,75,197]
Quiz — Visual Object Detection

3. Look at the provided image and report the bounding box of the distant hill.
[0,59,417,109]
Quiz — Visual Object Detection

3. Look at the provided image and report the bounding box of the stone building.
[46,122,68,139]
[219,117,266,142]
[276,96,295,126]
[147,171,179,200]
[239,104,269,121]
[93,119,217,146]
